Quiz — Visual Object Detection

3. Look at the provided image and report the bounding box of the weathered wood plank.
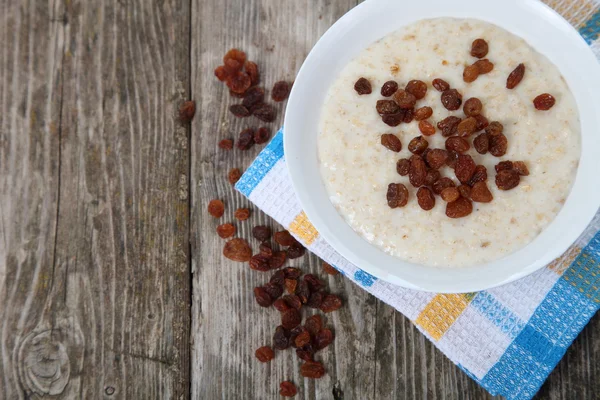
[0,0,191,398]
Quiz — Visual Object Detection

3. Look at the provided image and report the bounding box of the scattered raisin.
[249,254,271,272]
[381,80,399,97]
[217,223,236,239]
[471,182,493,203]
[441,89,462,110]
[279,381,297,397]
[323,262,339,275]
[214,66,228,81]
[224,58,243,75]
[441,187,460,202]
[228,168,242,184]
[485,121,504,136]
[382,111,404,127]
[284,267,302,279]
[432,78,450,92]
[307,292,324,309]
[445,136,470,153]
[315,329,334,350]
[474,59,494,74]
[417,187,436,210]
[285,278,298,294]
[381,134,402,152]
[229,104,250,118]
[260,241,273,258]
[252,225,271,241]
[227,71,252,94]
[282,308,302,330]
[496,169,520,190]
[495,161,514,173]
[446,197,473,218]
[268,249,285,269]
[533,93,556,110]
[455,154,476,184]
[254,127,270,144]
[320,294,342,313]
[242,86,265,108]
[254,287,272,307]
[273,298,290,312]
[463,98,483,116]
[264,282,283,299]
[270,270,286,286]
[252,103,276,122]
[513,161,530,176]
[283,294,302,311]
[426,149,448,169]
[208,199,225,218]
[457,117,477,137]
[402,107,415,123]
[489,133,508,157]
[304,274,325,292]
[405,80,427,100]
[296,347,315,362]
[218,139,234,150]
[474,114,489,131]
[408,136,429,155]
[393,90,417,109]
[471,38,489,58]
[255,346,275,363]
[272,81,291,102]
[425,169,441,187]
[469,165,488,186]
[301,361,326,379]
[274,230,295,246]
[418,120,436,136]
[287,244,305,259]
[446,150,459,169]
[437,116,461,137]
[409,156,427,187]
[463,64,479,83]
[396,158,410,176]
[179,100,196,122]
[473,133,489,154]
[506,63,525,89]
[294,329,311,348]
[458,184,472,199]
[244,61,260,85]
[295,280,310,303]
[433,177,456,195]
[414,106,433,121]
[305,314,323,335]
[376,100,401,115]
[354,77,372,95]
[273,326,290,350]
[237,128,255,150]
[223,48,247,64]
[386,183,409,208]
[234,208,250,221]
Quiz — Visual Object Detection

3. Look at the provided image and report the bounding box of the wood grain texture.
[0,0,190,398]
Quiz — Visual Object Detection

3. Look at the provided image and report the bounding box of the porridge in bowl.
[317,18,580,268]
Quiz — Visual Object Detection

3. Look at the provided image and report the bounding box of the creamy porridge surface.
[317,18,580,267]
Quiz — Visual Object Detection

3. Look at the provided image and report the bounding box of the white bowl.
[284,0,600,293]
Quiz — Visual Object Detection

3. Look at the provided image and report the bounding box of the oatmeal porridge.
[317,18,580,267]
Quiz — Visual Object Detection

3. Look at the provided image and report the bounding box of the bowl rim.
[284,0,600,293]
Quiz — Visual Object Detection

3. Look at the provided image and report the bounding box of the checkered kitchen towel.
[235,2,600,399]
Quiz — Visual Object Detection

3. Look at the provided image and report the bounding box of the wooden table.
[1,1,598,399]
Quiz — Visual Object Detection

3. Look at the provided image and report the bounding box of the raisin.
[441,187,460,202]
[485,121,504,136]
[282,308,302,330]
[254,287,272,307]
[533,93,556,110]
[382,111,404,127]
[385,183,409,209]
[287,244,305,259]
[513,161,530,176]
[285,278,297,294]
[237,128,255,150]
[455,154,477,184]
[405,80,427,100]
[214,66,228,81]
[320,294,342,313]
[290,326,309,348]
[445,136,470,153]
[264,282,283,299]
[409,156,427,187]
[396,158,410,176]
[273,298,291,312]
[403,107,415,123]
[323,262,339,275]
[457,117,477,137]
[437,116,461,137]
[253,127,270,144]
[426,149,448,169]
[269,251,287,269]
[305,314,323,335]
[252,225,271,241]
[425,169,441,187]
[433,177,456,195]
[469,165,488,186]
[273,326,290,350]
[259,241,273,258]
[458,184,472,199]
[224,58,243,75]
[414,106,433,121]
[296,347,315,362]
[272,81,291,101]
[255,346,275,363]
[418,120,436,136]
[463,64,479,83]
[242,86,265,108]
[234,208,250,221]
[393,90,417,109]
[474,114,489,131]
[316,329,334,350]
[496,169,520,190]
[283,294,302,310]
[354,77,372,95]
[432,78,450,92]
[471,38,489,58]
[417,187,436,210]
[249,254,270,272]
[307,292,324,309]
[489,133,508,157]
[408,136,429,155]
[228,168,242,184]
[223,48,247,64]
[446,150,459,169]
[506,63,525,89]
[208,199,225,218]
[279,381,297,397]
[270,270,286,286]
[441,89,462,111]
[229,104,250,118]
[284,267,301,279]
[381,134,402,152]
[294,330,311,348]
[474,59,494,74]
[304,274,325,292]
[446,197,473,218]
[471,182,493,203]
[381,80,398,97]
[463,98,483,116]
[252,103,276,122]
[227,71,252,94]
[218,139,234,150]
[274,230,295,246]
[179,100,196,123]
[244,61,260,85]
[301,361,326,379]
[473,133,489,154]
[376,100,401,115]
[216,223,236,239]
[495,161,514,173]
[229,89,245,99]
